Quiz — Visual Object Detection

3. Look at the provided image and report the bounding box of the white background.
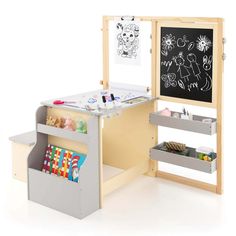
[0,0,235,235]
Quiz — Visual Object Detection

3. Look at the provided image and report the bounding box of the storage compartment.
[9,131,36,182]
[150,142,216,173]
[28,106,100,219]
[149,110,217,135]
[28,168,83,218]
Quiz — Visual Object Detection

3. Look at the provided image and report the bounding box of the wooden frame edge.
[156,170,217,193]
[103,16,222,23]
[216,19,224,194]
[147,20,158,176]
[103,160,149,196]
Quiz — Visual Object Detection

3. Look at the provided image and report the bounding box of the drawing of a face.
[117,23,139,59]
[176,57,184,65]
[122,29,135,43]
[187,53,197,62]
[174,52,185,66]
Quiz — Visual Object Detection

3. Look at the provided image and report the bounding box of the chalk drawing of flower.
[162,34,176,51]
[196,35,212,53]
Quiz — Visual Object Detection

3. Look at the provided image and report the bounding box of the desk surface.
[41,89,154,116]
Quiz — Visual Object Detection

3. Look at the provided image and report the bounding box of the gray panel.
[28,107,48,200]
[150,143,216,174]
[9,131,36,146]
[28,107,48,171]
[28,168,82,219]
[149,111,217,135]
[79,116,100,218]
[37,124,88,144]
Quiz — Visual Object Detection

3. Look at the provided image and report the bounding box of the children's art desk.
[28,89,156,218]
[10,16,224,219]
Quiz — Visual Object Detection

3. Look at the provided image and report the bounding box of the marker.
[102,95,107,108]
[110,93,116,106]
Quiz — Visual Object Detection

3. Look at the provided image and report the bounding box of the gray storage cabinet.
[28,106,101,219]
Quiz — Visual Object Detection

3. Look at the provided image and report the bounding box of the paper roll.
[110,82,149,94]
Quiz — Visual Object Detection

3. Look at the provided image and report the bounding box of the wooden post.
[102,16,109,89]
[148,20,158,176]
[216,19,224,194]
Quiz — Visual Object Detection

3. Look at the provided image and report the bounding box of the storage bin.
[28,165,99,219]
[149,110,217,135]
[9,131,36,182]
[150,142,217,173]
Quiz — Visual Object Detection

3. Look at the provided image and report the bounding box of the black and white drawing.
[177,35,189,47]
[160,27,213,103]
[173,52,190,82]
[196,35,212,53]
[161,60,173,71]
[188,82,199,92]
[202,55,212,71]
[161,34,176,56]
[178,79,185,90]
[117,23,139,58]
[187,42,195,51]
[200,72,212,92]
[161,49,168,56]
[187,53,201,80]
[115,17,140,65]
[161,73,177,88]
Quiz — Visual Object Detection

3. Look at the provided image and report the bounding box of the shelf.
[149,110,217,135]
[37,124,88,144]
[150,143,216,174]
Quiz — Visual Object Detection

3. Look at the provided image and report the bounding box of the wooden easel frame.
[102,16,224,194]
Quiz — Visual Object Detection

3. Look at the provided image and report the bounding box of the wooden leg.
[147,159,157,177]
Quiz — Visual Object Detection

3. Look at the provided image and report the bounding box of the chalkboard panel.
[160,27,213,103]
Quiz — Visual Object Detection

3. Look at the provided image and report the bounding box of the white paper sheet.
[114,16,141,65]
